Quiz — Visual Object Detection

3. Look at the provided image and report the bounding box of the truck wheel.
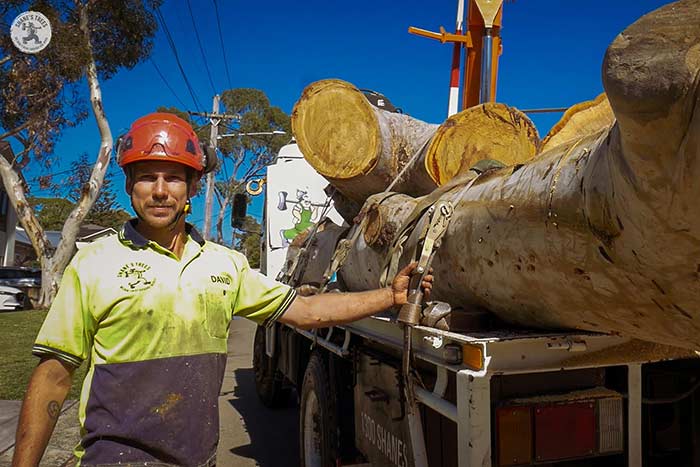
[300,351,338,467]
[253,325,289,408]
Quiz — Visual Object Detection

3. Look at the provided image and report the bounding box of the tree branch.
[214,187,223,207]
[53,1,114,268]
[0,121,31,142]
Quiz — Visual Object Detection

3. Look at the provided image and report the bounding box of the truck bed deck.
[336,316,699,375]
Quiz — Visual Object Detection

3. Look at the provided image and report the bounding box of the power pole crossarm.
[188,110,240,121]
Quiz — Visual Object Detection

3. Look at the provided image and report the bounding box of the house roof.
[15,223,118,248]
[15,227,62,249]
[78,223,112,238]
[77,226,117,242]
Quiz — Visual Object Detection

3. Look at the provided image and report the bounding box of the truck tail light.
[495,396,624,466]
[534,402,596,461]
[496,406,532,466]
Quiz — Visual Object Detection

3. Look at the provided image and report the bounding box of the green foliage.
[30,153,131,230]
[30,194,130,231]
[241,232,261,268]
[29,197,74,230]
[65,153,127,214]
[0,0,162,164]
[86,0,162,80]
[236,215,261,268]
[219,88,290,160]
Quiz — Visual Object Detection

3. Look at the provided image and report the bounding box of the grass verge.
[0,310,87,400]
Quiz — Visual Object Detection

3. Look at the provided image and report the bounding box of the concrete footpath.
[0,318,298,466]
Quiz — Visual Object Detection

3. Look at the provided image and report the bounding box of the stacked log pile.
[292,79,539,209]
[290,0,700,350]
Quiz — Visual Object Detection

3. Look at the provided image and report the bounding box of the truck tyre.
[300,351,339,467]
[253,325,289,408]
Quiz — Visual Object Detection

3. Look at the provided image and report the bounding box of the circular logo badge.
[10,11,52,54]
[118,262,157,292]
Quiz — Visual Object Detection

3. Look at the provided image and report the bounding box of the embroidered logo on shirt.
[118,262,156,292]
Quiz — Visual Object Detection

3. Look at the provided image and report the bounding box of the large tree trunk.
[0,4,112,307]
[38,4,113,306]
[423,102,540,185]
[332,0,700,350]
[292,80,538,210]
[2,4,113,308]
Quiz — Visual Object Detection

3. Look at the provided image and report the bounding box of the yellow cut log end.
[541,93,614,152]
[292,79,380,180]
[425,103,540,186]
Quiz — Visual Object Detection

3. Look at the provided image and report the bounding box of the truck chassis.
[256,316,700,467]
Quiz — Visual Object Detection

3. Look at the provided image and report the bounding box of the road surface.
[217,318,300,466]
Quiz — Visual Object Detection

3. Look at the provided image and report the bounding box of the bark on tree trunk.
[216,197,230,244]
[293,79,539,212]
[34,3,114,307]
[332,1,700,350]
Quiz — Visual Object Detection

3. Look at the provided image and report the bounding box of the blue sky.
[21,0,669,240]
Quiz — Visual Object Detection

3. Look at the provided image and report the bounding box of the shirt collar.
[119,219,206,248]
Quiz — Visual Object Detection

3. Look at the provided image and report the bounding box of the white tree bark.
[215,197,230,244]
[0,2,113,307]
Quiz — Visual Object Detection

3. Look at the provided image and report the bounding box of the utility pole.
[204,95,219,240]
[189,96,240,240]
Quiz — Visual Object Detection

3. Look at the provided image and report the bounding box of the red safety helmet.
[116,112,217,174]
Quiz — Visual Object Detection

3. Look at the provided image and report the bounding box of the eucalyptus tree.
[0,0,161,305]
[213,88,289,243]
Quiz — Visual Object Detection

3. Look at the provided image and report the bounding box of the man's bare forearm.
[12,358,74,467]
[280,287,395,329]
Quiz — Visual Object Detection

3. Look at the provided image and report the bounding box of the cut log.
[292,79,438,203]
[540,93,614,152]
[332,0,700,350]
[292,80,539,209]
[424,103,539,185]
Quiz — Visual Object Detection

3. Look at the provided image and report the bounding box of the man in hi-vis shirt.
[12,113,432,466]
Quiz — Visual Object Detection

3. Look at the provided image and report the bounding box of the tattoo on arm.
[47,401,60,420]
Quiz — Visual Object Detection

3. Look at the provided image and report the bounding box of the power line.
[149,58,188,109]
[185,0,217,95]
[155,7,204,112]
[26,162,126,187]
[212,0,233,90]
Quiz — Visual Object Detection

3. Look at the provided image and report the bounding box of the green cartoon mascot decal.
[279,189,319,245]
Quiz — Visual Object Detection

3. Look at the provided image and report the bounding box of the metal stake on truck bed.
[397,199,453,467]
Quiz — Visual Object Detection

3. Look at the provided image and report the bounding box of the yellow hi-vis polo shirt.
[33,220,296,466]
